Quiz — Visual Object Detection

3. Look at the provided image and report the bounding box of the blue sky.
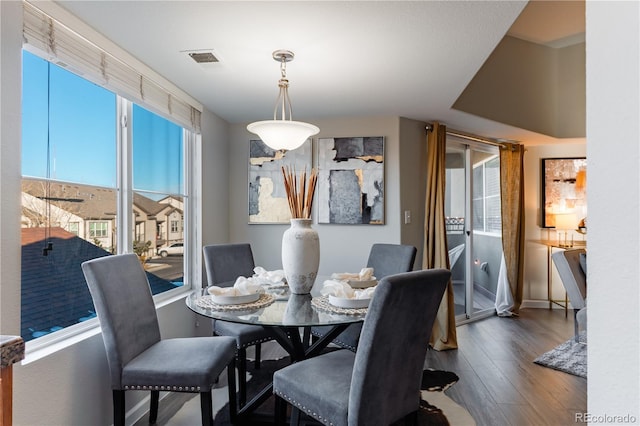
[22,50,183,195]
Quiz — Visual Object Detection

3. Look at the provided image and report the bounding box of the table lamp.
[555,212,577,248]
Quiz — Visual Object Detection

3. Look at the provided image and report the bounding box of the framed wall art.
[248,139,312,224]
[317,137,384,225]
[541,157,587,228]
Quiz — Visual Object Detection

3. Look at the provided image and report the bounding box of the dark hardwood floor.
[425,308,587,426]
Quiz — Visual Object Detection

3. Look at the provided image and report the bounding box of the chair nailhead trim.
[274,390,333,426]
[309,332,357,352]
[124,385,201,392]
[239,336,273,349]
[214,333,274,349]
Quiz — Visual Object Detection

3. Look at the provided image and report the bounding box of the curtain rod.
[425,124,519,147]
[446,130,505,147]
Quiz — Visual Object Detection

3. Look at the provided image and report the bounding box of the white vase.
[282,218,319,294]
[283,294,316,325]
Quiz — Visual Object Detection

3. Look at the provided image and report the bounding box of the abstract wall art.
[248,139,312,224]
[541,157,587,228]
[317,137,384,225]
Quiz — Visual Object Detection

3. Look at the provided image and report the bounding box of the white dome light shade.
[247,120,319,151]
[247,50,320,151]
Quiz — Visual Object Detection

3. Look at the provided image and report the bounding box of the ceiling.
[55,0,585,146]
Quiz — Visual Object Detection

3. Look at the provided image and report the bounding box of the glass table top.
[185,277,367,327]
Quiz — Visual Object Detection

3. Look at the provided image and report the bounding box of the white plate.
[347,278,377,289]
[328,295,370,309]
[207,289,261,305]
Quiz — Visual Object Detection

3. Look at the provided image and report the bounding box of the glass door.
[445,139,501,323]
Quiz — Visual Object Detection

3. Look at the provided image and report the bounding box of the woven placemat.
[311,296,368,315]
[195,294,275,311]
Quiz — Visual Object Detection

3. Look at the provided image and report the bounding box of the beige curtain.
[423,122,458,350]
[499,144,526,312]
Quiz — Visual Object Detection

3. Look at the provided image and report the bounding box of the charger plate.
[311,296,368,315]
[196,294,275,311]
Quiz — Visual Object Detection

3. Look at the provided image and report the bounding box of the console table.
[1,335,25,426]
[532,239,586,316]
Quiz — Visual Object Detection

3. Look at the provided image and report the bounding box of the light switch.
[404,210,411,224]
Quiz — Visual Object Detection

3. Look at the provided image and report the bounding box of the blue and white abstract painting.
[317,137,384,225]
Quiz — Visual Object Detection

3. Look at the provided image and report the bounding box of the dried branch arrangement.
[281,165,317,219]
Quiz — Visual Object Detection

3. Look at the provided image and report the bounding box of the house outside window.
[171,220,179,233]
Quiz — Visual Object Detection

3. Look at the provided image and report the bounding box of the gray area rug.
[534,333,587,378]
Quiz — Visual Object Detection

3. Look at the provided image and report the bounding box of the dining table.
[185,276,369,421]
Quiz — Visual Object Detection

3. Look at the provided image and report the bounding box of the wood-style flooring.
[425,308,587,426]
[137,308,586,426]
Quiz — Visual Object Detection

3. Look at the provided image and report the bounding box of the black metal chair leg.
[254,342,262,369]
[290,406,301,426]
[113,390,125,426]
[238,347,247,407]
[274,395,287,426]
[302,328,311,347]
[227,360,237,425]
[200,391,213,426]
[149,390,159,424]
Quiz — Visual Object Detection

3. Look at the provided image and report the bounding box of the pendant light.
[247,50,319,151]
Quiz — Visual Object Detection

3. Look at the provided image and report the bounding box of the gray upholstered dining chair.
[273,268,450,426]
[552,248,587,342]
[312,243,417,351]
[81,253,237,426]
[203,243,278,407]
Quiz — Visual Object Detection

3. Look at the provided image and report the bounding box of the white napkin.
[330,267,375,281]
[208,276,264,296]
[321,279,376,299]
[354,286,376,299]
[252,266,286,286]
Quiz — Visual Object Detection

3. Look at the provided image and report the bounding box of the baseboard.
[474,283,495,300]
[127,391,185,426]
[521,299,576,310]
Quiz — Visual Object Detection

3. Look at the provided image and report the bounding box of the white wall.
[522,142,586,304]
[201,109,231,247]
[399,118,429,268]
[229,117,405,274]
[587,1,640,420]
[0,0,23,339]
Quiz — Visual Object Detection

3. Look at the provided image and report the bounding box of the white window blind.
[22,2,201,132]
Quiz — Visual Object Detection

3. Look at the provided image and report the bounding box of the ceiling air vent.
[187,51,219,64]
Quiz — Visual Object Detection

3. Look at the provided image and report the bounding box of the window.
[67,222,79,235]
[132,104,186,285]
[472,155,501,234]
[89,222,109,238]
[20,50,194,342]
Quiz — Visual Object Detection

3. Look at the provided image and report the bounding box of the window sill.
[22,287,192,365]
